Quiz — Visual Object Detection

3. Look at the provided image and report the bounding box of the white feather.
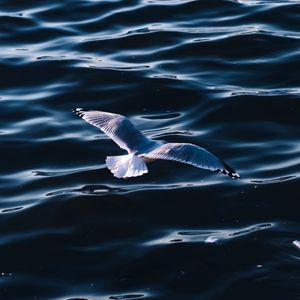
[106,154,148,178]
[141,143,240,179]
[74,108,152,153]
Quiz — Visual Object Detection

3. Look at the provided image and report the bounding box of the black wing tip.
[219,162,240,179]
[72,108,85,117]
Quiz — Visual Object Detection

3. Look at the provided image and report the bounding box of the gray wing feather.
[74,108,151,152]
[143,143,240,178]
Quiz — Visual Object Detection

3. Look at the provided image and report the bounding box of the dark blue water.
[1,0,300,299]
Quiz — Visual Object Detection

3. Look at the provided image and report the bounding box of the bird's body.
[74,109,240,179]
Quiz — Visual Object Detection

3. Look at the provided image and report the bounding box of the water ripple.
[1,0,300,299]
[145,223,275,246]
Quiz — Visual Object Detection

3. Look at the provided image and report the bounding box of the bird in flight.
[74,109,240,179]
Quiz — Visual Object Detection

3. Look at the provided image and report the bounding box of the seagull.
[73,109,240,179]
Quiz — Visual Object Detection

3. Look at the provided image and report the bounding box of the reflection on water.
[145,223,274,245]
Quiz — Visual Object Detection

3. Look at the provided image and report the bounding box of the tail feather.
[105,154,148,178]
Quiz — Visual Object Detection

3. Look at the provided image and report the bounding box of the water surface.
[0,0,300,299]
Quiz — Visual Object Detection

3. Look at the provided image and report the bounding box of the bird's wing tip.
[220,161,240,179]
[231,172,241,179]
[218,169,240,179]
[73,108,85,117]
[73,107,83,112]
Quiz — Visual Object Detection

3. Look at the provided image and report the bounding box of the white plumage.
[106,154,148,178]
[74,109,240,179]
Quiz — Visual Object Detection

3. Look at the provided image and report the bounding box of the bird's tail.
[105,154,148,178]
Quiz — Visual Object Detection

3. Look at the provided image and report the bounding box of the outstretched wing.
[74,108,151,153]
[142,143,240,179]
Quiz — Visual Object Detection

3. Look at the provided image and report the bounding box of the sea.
[0,0,300,299]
